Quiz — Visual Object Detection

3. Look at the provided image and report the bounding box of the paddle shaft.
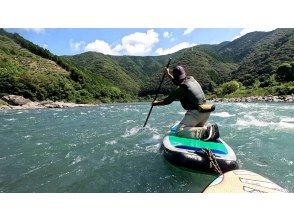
[143,58,172,127]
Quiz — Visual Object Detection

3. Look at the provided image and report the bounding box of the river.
[0,102,293,192]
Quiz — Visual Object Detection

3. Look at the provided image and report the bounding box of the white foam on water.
[71,156,82,165]
[81,112,87,115]
[211,112,235,118]
[24,135,32,139]
[23,166,43,175]
[9,153,23,158]
[36,142,43,146]
[105,140,117,145]
[122,126,142,138]
[255,162,268,167]
[277,121,294,129]
[16,111,23,114]
[122,107,130,112]
[145,125,160,135]
[235,115,294,130]
[281,158,293,166]
[178,111,186,115]
[236,116,270,127]
[65,152,70,158]
[145,144,160,153]
[280,105,294,110]
[99,106,110,110]
[151,134,161,141]
[58,171,72,178]
[4,118,17,121]
[281,117,294,123]
[101,156,108,161]
[235,103,251,108]
[123,119,135,124]
[144,134,162,144]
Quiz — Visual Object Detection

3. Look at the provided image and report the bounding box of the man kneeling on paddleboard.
[152,65,220,141]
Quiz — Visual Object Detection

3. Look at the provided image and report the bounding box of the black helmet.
[172,66,187,81]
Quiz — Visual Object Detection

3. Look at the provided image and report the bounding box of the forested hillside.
[0,29,132,103]
[67,28,293,98]
[1,28,293,104]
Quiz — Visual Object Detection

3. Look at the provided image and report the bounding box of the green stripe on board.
[168,135,228,154]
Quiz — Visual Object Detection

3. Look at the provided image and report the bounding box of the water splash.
[143,134,162,144]
[105,140,117,145]
[145,144,161,153]
[121,126,142,138]
[211,112,235,118]
[236,115,294,130]
[4,118,17,121]
[71,156,83,165]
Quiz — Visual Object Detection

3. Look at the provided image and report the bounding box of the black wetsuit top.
[163,76,206,110]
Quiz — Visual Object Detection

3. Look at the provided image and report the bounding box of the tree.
[221,80,240,95]
[276,62,294,82]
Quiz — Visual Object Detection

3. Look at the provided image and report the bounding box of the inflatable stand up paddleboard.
[202,169,287,193]
[162,123,238,174]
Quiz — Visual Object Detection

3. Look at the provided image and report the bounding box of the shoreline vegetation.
[1,94,293,110]
[1,29,293,108]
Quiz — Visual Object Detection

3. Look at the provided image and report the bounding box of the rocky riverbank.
[1,94,293,110]
[0,95,95,110]
[212,94,294,103]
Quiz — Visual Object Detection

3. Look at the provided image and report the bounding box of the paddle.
[143,58,172,127]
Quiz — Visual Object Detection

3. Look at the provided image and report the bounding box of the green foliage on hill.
[0,29,131,103]
[227,29,294,87]
[64,52,141,95]
[220,81,294,98]
[276,62,294,82]
[216,80,240,96]
[167,46,238,89]
[1,28,293,104]
[216,31,270,62]
[68,29,293,99]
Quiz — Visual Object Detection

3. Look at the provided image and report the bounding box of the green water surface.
[0,102,293,192]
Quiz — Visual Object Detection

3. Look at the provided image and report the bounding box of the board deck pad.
[203,169,287,193]
[168,135,228,155]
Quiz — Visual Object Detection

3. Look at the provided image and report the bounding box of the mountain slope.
[0,29,130,103]
[65,52,140,95]
[1,28,293,103]
[66,28,293,97]
[216,31,271,62]
[228,29,294,86]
